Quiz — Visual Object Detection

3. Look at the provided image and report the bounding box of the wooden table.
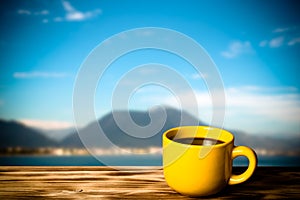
[0,167,299,199]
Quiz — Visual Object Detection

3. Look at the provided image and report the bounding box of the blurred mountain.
[61,107,300,154]
[231,130,300,153]
[0,119,58,148]
[1,107,299,155]
[61,107,203,148]
[38,127,76,142]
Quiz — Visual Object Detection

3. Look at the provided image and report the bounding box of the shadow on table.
[179,167,300,199]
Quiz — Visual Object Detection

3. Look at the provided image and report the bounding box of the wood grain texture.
[0,167,299,199]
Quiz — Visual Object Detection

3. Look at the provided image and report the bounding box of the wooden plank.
[0,167,299,199]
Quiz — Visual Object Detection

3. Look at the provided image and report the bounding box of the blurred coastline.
[1,109,299,166]
[0,147,162,156]
[0,146,299,166]
[0,146,299,157]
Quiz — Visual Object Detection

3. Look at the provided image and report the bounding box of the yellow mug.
[163,126,257,197]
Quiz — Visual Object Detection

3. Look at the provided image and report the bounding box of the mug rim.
[163,126,234,149]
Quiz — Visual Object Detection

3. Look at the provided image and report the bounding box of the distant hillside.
[0,120,58,148]
[231,130,300,153]
[1,107,299,155]
[38,127,76,142]
[61,107,300,154]
[61,107,203,148]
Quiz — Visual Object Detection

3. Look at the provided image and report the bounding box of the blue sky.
[0,0,299,136]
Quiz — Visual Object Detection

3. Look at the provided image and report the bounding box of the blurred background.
[0,0,299,166]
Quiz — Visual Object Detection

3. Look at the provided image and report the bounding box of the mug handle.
[228,146,257,185]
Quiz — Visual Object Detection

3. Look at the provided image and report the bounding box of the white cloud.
[269,36,284,48]
[13,71,69,79]
[272,26,298,33]
[34,10,49,15]
[232,85,298,93]
[221,41,253,59]
[191,73,207,80]
[62,1,74,12]
[288,37,300,46]
[137,86,300,135]
[17,9,31,15]
[224,86,300,122]
[17,9,49,16]
[259,40,268,47]
[261,26,300,48]
[59,1,102,22]
[273,27,291,33]
[17,1,101,23]
[54,17,64,22]
[19,119,73,130]
[17,9,49,23]
[42,19,48,23]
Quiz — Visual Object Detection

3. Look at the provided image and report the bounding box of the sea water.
[0,155,299,166]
